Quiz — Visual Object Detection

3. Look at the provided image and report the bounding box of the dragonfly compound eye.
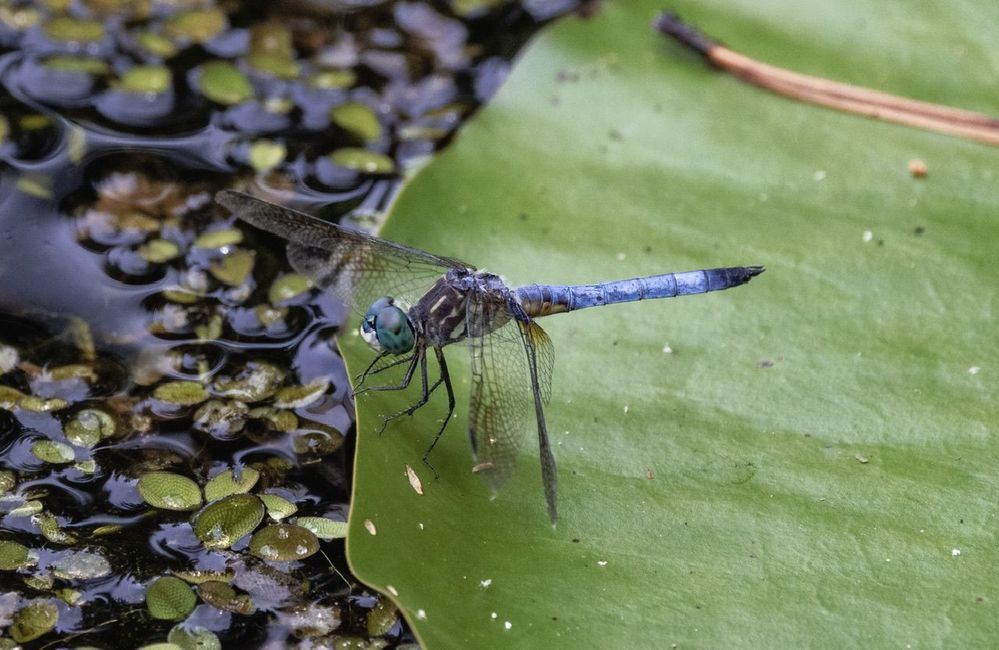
[373,305,415,354]
[361,296,398,352]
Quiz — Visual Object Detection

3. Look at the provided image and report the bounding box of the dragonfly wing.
[467,294,558,521]
[467,294,527,494]
[217,190,473,314]
[517,319,557,522]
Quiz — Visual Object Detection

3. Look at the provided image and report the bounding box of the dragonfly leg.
[353,351,413,388]
[353,351,389,386]
[353,348,421,397]
[420,347,456,480]
[377,351,437,434]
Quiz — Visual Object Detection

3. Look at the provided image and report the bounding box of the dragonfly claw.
[421,456,440,480]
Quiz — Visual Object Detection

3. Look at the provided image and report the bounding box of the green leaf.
[137,472,203,511]
[192,494,265,549]
[0,540,34,570]
[146,576,196,621]
[330,102,383,142]
[329,148,395,175]
[345,1,999,647]
[197,62,253,106]
[153,381,209,406]
[248,524,320,561]
[116,66,172,94]
[203,467,260,502]
[10,599,58,643]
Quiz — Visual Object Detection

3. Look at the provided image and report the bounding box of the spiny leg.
[354,351,413,387]
[420,347,456,479]
[353,347,421,397]
[376,350,442,434]
[354,351,389,386]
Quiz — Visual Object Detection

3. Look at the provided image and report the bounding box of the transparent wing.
[518,319,557,522]
[467,293,558,521]
[216,190,473,316]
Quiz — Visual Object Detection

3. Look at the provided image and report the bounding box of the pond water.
[0,1,573,646]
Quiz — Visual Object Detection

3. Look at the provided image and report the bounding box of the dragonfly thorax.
[361,296,415,355]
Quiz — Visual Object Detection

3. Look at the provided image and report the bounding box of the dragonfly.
[217,190,763,523]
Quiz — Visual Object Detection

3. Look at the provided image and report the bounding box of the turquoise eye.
[360,297,414,354]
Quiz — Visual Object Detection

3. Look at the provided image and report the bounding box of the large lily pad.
[345,1,999,647]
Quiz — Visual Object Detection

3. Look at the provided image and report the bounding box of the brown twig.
[654,11,999,146]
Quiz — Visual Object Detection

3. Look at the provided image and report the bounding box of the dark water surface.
[0,1,574,646]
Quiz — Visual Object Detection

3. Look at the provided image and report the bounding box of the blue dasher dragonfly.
[217,190,763,523]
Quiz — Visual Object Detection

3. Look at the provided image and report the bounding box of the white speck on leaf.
[952,548,961,556]
[416,609,427,620]
[491,612,497,620]
[480,579,492,588]
[862,230,873,242]
[405,464,424,495]
[597,560,608,567]
[814,170,827,181]
[364,519,377,535]
[968,366,980,375]
[504,621,512,630]
[662,341,673,354]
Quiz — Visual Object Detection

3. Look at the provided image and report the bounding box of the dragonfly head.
[360,296,415,355]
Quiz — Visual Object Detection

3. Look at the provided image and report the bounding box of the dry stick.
[758,76,999,145]
[712,48,999,129]
[654,11,999,146]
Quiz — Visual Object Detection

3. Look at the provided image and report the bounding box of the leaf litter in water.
[30,439,75,464]
[168,624,222,650]
[153,381,209,406]
[10,599,59,643]
[51,550,112,580]
[273,378,330,408]
[213,361,286,402]
[196,580,256,615]
[193,399,249,439]
[366,596,400,637]
[64,408,115,448]
[0,540,35,570]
